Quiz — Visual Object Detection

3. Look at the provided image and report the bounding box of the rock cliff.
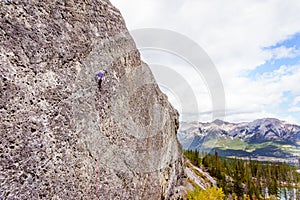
[0,0,184,199]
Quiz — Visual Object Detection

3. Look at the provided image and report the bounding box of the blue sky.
[248,34,300,123]
[111,0,300,124]
[250,33,300,76]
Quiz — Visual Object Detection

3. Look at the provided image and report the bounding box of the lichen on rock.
[0,0,184,199]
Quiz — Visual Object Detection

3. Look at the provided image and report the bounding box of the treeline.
[184,150,300,199]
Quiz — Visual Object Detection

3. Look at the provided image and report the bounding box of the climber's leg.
[98,79,102,88]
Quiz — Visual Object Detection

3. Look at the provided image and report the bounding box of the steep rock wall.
[0,0,184,199]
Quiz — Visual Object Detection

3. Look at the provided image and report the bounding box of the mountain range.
[178,118,300,162]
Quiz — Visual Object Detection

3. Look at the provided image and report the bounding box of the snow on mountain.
[180,118,300,143]
[178,118,300,159]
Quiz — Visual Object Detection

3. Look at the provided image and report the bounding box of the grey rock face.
[0,1,184,199]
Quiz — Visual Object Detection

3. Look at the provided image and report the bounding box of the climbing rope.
[95,84,103,199]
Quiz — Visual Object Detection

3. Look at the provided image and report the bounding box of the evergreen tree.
[184,150,300,200]
[233,179,244,198]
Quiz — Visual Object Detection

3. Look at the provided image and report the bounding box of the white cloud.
[193,62,298,110]
[292,96,300,106]
[288,106,300,112]
[268,46,300,59]
[110,0,300,124]
[112,0,300,71]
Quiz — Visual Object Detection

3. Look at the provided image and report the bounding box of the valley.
[178,118,300,164]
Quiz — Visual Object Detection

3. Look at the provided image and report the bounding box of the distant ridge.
[178,118,300,162]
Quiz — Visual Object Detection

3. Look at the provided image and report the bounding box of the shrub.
[186,186,225,200]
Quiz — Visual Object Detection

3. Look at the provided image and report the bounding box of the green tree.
[233,179,244,198]
[268,178,278,196]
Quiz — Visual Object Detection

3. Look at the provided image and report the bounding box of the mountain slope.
[178,118,300,161]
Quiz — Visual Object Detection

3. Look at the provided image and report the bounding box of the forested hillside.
[184,150,300,199]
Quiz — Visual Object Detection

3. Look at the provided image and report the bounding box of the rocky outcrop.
[184,161,217,191]
[0,0,184,199]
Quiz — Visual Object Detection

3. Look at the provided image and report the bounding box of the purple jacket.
[96,72,103,79]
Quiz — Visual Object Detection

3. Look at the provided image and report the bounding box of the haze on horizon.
[111,0,300,125]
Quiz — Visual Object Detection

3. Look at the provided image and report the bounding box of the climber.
[95,71,103,88]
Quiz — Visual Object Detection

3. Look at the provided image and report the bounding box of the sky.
[110,0,300,124]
